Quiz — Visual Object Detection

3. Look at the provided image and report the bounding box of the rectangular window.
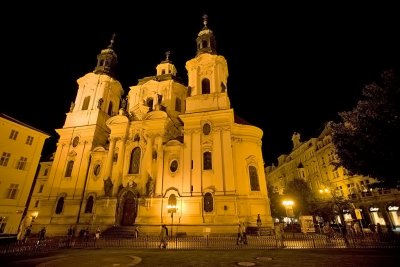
[34,200,39,208]
[0,152,11,167]
[38,184,44,193]
[16,157,28,170]
[6,184,19,199]
[9,130,19,140]
[203,151,212,170]
[26,136,34,145]
[0,216,8,233]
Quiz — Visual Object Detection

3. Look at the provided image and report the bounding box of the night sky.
[1,3,399,165]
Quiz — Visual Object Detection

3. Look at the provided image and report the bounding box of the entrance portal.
[121,191,138,226]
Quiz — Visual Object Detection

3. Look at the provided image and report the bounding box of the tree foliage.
[267,183,286,219]
[283,178,313,216]
[331,69,400,187]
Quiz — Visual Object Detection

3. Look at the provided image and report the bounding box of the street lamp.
[282,200,294,230]
[31,211,39,223]
[167,205,176,236]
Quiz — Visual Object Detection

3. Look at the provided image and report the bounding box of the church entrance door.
[121,191,137,226]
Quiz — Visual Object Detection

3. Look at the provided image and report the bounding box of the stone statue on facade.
[104,177,113,197]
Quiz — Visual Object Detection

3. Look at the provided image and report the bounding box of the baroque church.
[28,16,273,236]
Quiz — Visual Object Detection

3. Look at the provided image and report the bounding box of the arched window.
[202,78,210,94]
[249,166,260,191]
[128,147,141,174]
[85,196,94,213]
[202,40,208,49]
[175,97,181,112]
[65,161,74,177]
[146,97,154,111]
[55,197,64,214]
[168,194,177,211]
[221,82,226,92]
[108,101,113,116]
[82,96,90,110]
[204,192,213,212]
[203,151,212,170]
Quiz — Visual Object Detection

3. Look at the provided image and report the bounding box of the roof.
[0,113,50,136]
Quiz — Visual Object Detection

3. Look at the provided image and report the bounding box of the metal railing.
[1,232,399,256]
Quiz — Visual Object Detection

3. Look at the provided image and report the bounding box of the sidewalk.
[2,247,399,267]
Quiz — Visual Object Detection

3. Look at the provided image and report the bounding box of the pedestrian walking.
[95,226,101,240]
[23,225,31,243]
[159,224,168,249]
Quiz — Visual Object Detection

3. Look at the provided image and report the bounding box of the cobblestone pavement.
[2,248,400,267]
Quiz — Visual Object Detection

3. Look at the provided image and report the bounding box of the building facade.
[28,17,273,236]
[265,122,400,231]
[0,113,49,235]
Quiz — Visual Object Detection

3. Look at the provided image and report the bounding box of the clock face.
[203,123,211,135]
[170,160,178,172]
[72,136,79,147]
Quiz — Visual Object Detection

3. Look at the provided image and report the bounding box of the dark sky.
[1,3,399,165]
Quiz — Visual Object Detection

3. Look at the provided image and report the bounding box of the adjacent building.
[265,122,400,231]
[27,16,273,236]
[0,113,49,235]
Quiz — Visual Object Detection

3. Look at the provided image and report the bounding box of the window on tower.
[82,96,90,110]
[202,78,210,94]
[175,97,181,112]
[65,160,74,177]
[249,165,260,191]
[202,40,208,48]
[108,101,113,116]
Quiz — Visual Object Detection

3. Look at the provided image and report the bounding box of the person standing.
[159,224,168,249]
[67,225,74,247]
[236,223,243,245]
[256,214,262,237]
[23,225,31,243]
[95,226,101,240]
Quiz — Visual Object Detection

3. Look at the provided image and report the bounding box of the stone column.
[154,135,164,196]
[113,137,126,195]
[104,137,117,181]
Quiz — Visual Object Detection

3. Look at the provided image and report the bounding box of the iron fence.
[1,232,399,256]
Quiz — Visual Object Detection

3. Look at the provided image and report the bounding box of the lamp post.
[167,205,176,237]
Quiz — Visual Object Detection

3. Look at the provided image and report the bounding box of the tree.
[331,69,400,188]
[283,178,313,216]
[267,183,286,219]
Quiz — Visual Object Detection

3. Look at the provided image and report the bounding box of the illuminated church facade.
[28,16,273,235]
